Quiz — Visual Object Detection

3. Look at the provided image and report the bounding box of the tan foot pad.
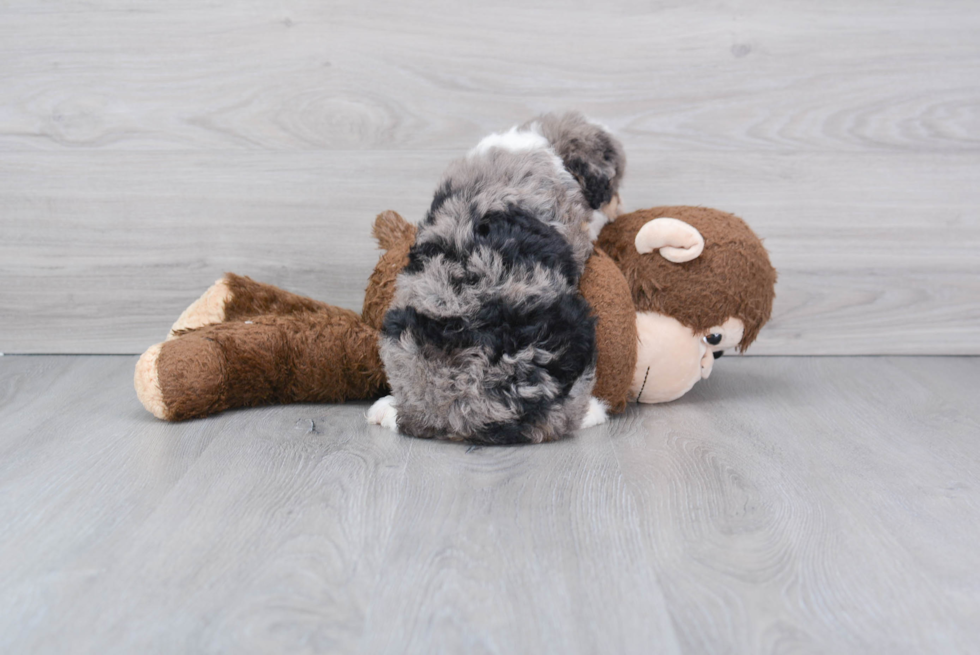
[134,343,169,420]
[168,277,232,339]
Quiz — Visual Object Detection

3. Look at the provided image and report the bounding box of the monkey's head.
[597,206,777,403]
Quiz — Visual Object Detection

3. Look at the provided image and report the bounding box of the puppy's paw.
[367,395,399,431]
[580,397,609,429]
[168,277,233,339]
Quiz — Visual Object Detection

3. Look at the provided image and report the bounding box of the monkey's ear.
[634,217,704,263]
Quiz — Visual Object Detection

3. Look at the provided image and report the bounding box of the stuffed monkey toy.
[135,210,637,421]
[135,206,775,424]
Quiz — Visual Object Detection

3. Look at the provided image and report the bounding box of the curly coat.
[379,112,626,444]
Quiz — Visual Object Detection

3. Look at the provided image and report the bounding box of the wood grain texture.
[1,151,978,355]
[609,357,980,653]
[0,1,977,153]
[0,0,978,354]
[1,354,978,653]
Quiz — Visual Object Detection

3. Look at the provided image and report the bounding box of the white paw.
[580,397,609,429]
[367,395,399,431]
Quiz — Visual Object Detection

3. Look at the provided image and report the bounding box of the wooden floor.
[2,355,978,653]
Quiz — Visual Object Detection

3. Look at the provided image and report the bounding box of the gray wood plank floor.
[2,0,979,355]
[1,355,978,654]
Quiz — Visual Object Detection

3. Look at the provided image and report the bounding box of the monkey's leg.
[137,310,387,421]
[168,273,339,339]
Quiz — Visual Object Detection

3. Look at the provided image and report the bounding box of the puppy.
[369,112,626,444]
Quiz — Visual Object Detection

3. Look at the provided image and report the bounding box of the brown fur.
[597,206,777,351]
[156,309,386,420]
[150,208,773,421]
[222,273,335,321]
[361,210,417,331]
[579,248,638,413]
[151,211,411,421]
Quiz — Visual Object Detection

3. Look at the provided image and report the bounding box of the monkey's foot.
[168,276,233,339]
[134,343,169,419]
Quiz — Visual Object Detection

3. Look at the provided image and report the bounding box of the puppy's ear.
[531,111,626,210]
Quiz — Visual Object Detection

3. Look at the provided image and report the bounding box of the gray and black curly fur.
[380,111,626,444]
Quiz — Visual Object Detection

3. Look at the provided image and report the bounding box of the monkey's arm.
[361,210,416,330]
[136,309,387,421]
[579,248,638,414]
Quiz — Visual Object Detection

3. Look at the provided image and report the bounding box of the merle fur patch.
[379,112,625,443]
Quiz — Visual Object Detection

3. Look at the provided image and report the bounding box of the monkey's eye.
[705,333,722,346]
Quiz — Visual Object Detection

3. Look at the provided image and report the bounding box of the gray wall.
[1,0,977,355]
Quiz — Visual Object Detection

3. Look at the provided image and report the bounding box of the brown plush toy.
[597,206,777,403]
[135,206,775,423]
[135,210,637,421]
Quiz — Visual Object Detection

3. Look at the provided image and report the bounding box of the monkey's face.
[597,207,776,404]
[629,313,744,404]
